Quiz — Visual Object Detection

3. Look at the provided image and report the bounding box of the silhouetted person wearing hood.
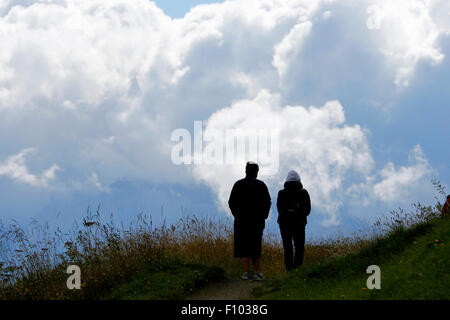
[277,170,311,271]
[228,162,271,280]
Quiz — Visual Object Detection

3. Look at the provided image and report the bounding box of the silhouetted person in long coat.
[228,162,271,280]
[277,170,311,271]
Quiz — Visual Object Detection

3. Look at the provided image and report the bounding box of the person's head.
[284,170,303,189]
[245,161,259,178]
[285,170,301,183]
[447,195,450,201]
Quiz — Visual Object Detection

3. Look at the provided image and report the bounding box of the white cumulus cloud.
[366,0,447,86]
[373,145,434,203]
[193,90,374,226]
[0,148,60,187]
[0,0,445,226]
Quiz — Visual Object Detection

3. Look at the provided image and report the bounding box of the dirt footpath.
[187,279,263,300]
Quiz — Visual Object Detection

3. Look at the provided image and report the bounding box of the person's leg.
[251,257,264,280]
[279,221,294,271]
[241,257,250,273]
[292,224,306,268]
[252,257,261,272]
[251,222,264,274]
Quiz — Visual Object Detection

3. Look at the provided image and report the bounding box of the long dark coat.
[228,176,271,258]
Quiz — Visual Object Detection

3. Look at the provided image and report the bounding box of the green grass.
[253,217,450,300]
[105,261,224,300]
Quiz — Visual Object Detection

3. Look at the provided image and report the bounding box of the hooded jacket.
[277,172,311,224]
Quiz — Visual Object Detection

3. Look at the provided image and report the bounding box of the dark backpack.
[284,192,303,215]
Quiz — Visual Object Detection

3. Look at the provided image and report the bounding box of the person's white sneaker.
[252,272,264,280]
[242,272,250,280]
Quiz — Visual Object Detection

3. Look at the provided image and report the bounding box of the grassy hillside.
[0,197,448,300]
[253,216,450,300]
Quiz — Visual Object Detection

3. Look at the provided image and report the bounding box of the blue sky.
[153,0,224,18]
[0,0,449,240]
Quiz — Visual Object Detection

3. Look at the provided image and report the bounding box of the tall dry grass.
[0,180,445,300]
[0,205,366,300]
